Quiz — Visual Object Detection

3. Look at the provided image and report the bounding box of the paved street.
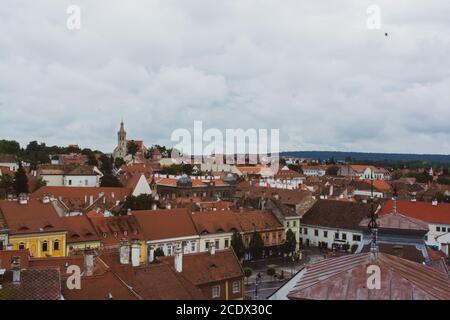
[245,280,287,300]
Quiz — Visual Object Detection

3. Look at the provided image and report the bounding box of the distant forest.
[281,151,450,168]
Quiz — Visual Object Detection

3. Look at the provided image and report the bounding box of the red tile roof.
[0,200,67,235]
[132,208,198,241]
[62,215,100,244]
[379,200,450,225]
[0,268,61,300]
[159,249,243,285]
[287,252,450,300]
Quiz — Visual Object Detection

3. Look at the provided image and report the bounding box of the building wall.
[149,236,199,257]
[199,233,233,252]
[0,232,8,250]
[64,175,99,187]
[299,225,363,249]
[285,217,301,250]
[0,162,18,171]
[41,174,64,187]
[67,241,101,253]
[426,223,450,247]
[10,232,67,258]
[199,277,245,300]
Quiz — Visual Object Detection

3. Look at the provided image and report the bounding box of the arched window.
[18,242,25,250]
[42,241,48,252]
[53,240,60,251]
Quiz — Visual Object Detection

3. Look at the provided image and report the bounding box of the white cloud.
[1,0,450,154]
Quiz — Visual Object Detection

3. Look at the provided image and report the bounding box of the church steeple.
[118,120,127,143]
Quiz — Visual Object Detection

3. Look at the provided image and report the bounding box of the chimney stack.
[119,239,130,265]
[42,193,50,204]
[209,241,216,255]
[149,245,155,263]
[131,240,140,267]
[84,250,94,276]
[11,256,21,284]
[174,244,183,273]
[18,193,28,205]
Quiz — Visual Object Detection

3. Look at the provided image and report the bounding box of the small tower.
[113,120,128,159]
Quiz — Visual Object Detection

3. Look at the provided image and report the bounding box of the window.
[232,281,240,294]
[224,239,229,248]
[442,227,447,232]
[215,240,220,250]
[304,228,308,235]
[293,221,297,227]
[205,241,210,249]
[342,233,347,240]
[353,234,361,242]
[68,180,72,186]
[53,240,60,251]
[436,226,441,232]
[0,241,3,251]
[335,232,339,239]
[314,230,319,237]
[190,242,196,252]
[323,231,328,238]
[212,285,220,298]
[85,179,88,186]
[42,241,48,252]
[19,242,25,250]
[167,245,172,256]
[286,221,290,228]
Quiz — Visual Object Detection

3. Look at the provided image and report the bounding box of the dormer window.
[53,240,60,251]
[42,241,48,252]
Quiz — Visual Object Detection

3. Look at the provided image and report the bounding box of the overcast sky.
[1,0,450,154]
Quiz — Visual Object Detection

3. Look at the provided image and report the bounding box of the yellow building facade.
[10,231,67,258]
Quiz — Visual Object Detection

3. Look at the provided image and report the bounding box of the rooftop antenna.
[368,171,378,255]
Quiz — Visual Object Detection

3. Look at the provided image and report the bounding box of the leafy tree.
[127,141,139,157]
[284,229,297,256]
[33,178,47,192]
[14,163,29,195]
[392,169,403,180]
[99,154,113,174]
[100,174,123,188]
[119,194,157,214]
[325,165,339,176]
[0,139,20,154]
[243,267,253,284]
[114,157,125,169]
[287,164,303,174]
[437,176,450,186]
[231,231,245,260]
[266,267,276,280]
[342,243,350,252]
[154,247,165,259]
[0,174,14,196]
[249,231,264,260]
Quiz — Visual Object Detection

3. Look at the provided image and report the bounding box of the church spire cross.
[368,173,378,254]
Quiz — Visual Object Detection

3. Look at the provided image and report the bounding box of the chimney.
[174,244,183,273]
[42,193,50,204]
[209,241,216,255]
[18,193,28,205]
[84,250,94,276]
[11,256,21,284]
[149,245,155,263]
[119,239,130,265]
[131,240,140,267]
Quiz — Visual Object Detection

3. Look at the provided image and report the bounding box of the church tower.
[113,120,128,159]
